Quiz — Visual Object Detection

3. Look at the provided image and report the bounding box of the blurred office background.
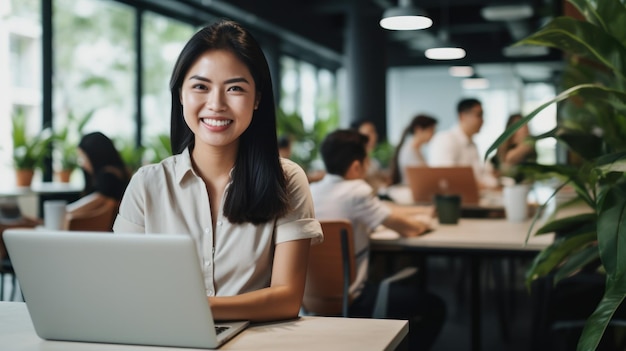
[0,0,563,184]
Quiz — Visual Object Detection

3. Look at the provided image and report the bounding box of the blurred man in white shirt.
[429,98,498,188]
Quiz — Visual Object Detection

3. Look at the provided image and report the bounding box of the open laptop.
[405,166,480,205]
[404,166,505,217]
[3,229,249,349]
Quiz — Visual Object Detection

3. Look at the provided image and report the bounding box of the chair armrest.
[372,266,419,319]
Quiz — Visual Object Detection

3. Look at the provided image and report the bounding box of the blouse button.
[208,290,214,296]
[204,227,210,234]
[217,221,223,226]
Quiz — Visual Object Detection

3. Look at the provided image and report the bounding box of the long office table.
[0,302,408,351]
[371,217,555,351]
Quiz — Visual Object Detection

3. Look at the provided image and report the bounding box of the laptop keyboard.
[215,326,230,335]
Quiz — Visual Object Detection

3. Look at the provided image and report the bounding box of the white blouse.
[113,148,323,297]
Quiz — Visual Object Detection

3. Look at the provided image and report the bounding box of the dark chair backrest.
[302,219,356,317]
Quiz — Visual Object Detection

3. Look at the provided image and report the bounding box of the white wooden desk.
[0,302,408,351]
[371,217,555,351]
[371,217,553,252]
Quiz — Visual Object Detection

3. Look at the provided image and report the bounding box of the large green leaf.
[517,162,596,208]
[557,130,604,161]
[526,231,597,288]
[596,160,626,174]
[531,127,558,141]
[577,275,626,351]
[569,0,626,47]
[553,245,601,285]
[525,181,570,245]
[595,151,626,167]
[536,213,597,234]
[517,16,626,81]
[596,182,626,278]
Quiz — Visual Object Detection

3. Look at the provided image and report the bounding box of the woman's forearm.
[208,285,302,322]
[208,239,311,322]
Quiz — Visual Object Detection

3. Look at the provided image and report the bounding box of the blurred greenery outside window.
[0,0,42,183]
[53,0,134,182]
[139,13,194,167]
[278,55,339,172]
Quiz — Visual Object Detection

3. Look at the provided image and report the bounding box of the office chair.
[64,199,118,232]
[302,219,418,318]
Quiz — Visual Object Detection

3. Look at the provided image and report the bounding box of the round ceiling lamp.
[425,47,466,60]
[380,0,433,30]
[425,32,466,60]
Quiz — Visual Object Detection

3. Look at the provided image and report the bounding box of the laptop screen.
[404,166,480,205]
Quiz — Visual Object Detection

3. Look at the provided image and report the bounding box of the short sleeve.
[275,160,323,245]
[350,181,392,231]
[112,168,147,233]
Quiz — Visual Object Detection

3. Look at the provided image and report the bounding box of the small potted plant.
[11,109,53,187]
[52,109,94,182]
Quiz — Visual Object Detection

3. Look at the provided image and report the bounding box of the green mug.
[434,194,461,224]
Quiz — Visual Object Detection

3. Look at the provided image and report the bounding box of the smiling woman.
[180,50,258,151]
[112,20,323,323]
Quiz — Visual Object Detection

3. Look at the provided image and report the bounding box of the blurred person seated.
[350,119,391,190]
[277,134,325,183]
[493,113,537,180]
[67,132,131,216]
[0,131,130,236]
[428,98,498,189]
[309,129,445,351]
[389,114,438,185]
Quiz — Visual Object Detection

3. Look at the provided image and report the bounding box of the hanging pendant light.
[380,0,433,31]
[425,0,465,60]
[425,31,466,60]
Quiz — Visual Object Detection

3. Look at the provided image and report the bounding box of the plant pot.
[56,169,73,183]
[15,169,35,187]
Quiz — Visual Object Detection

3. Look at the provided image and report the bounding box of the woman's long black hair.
[78,131,129,198]
[169,20,288,224]
[389,114,438,185]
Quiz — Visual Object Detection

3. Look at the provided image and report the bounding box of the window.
[53,0,135,148]
[278,56,338,171]
[0,0,42,183]
[141,12,195,162]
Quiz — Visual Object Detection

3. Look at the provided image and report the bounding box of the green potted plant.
[116,137,145,174]
[486,0,626,349]
[11,109,53,187]
[276,104,339,173]
[52,109,94,182]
